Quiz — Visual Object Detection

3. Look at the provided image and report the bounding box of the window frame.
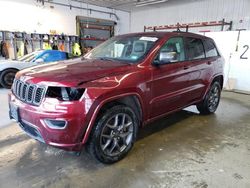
[184,37,206,61]
[202,38,220,58]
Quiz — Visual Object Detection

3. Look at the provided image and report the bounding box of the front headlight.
[46,87,85,101]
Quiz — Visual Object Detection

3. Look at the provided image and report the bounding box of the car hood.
[16,58,132,87]
[0,60,30,64]
[0,60,34,71]
[0,60,20,64]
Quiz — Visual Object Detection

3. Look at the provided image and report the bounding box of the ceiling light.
[135,0,168,7]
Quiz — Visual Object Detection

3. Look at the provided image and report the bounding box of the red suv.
[9,32,224,163]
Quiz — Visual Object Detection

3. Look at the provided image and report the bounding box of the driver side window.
[156,37,185,64]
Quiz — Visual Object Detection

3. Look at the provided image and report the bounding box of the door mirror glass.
[159,51,177,63]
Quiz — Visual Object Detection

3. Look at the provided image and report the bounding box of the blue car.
[0,50,74,88]
[18,50,73,63]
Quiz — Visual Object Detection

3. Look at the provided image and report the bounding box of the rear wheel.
[197,81,221,114]
[0,69,18,89]
[87,105,138,164]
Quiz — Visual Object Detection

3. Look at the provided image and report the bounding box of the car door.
[150,37,192,119]
[184,37,209,102]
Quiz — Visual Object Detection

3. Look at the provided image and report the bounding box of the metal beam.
[42,0,119,20]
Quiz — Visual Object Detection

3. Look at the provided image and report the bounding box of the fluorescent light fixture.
[135,0,168,7]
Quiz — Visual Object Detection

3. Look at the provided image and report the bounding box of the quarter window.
[203,39,219,57]
[186,38,205,60]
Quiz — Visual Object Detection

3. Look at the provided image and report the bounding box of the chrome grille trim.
[12,79,46,106]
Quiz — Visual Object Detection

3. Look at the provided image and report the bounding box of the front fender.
[81,91,146,144]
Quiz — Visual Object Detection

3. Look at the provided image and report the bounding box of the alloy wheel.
[208,85,220,112]
[100,113,134,157]
[3,72,15,86]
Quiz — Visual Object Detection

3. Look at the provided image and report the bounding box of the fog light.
[44,119,67,129]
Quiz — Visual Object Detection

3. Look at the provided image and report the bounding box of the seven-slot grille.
[12,79,46,106]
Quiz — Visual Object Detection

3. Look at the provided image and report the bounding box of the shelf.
[81,38,107,41]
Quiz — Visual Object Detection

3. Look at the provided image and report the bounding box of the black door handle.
[183,66,189,70]
[207,61,212,65]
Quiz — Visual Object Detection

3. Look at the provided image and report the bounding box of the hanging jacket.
[58,43,65,51]
[73,42,81,56]
[43,42,52,50]
[1,41,9,59]
[52,44,58,50]
[17,42,25,58]
[7,41,15,60]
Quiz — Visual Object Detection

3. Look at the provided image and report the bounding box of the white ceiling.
[72,0,171,11]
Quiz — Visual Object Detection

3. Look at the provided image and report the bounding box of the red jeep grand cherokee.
[9,32,224,163]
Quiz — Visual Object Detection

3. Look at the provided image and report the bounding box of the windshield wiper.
[98,57,116,62]
[94,57,132,65]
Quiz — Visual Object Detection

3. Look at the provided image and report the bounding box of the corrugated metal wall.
[131,0,250,32]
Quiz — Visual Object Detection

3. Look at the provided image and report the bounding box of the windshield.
[18,51,41,62]
[85,35,159,63]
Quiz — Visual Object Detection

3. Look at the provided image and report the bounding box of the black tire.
[197,81,221,115]
[0,69,18,89]
[87,105,138,164]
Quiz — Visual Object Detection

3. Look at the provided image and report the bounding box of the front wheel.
[87,105,138,164]
[197,81,221,115]
[0,69,18,89]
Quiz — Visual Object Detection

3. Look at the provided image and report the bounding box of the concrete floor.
[0,89,250,188]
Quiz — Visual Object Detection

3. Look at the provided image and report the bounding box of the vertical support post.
[144,26,146,32]
[76,17,80,36]
[2,31,5,41]
[31,34,34,52]
[229,21,233,31]
[13,33,17,60]
[186,25,189,32]
[221,18,225,31]
[40,34,43,50]
[177,23,180,32]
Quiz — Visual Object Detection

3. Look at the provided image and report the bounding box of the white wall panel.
[131,0,250,32]
[0,0,130,35]
[203,31,250,92]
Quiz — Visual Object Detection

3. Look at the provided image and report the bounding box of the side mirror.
[34,58,44,63]
[159,51,177,63]
[154,51,177,66]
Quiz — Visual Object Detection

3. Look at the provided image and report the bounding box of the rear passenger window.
[186,38,205,60]
[203,39,219,57]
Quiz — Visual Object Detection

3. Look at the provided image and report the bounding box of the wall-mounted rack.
[144,19,233,32]
[76,16,116,49]
[0,30,80,60]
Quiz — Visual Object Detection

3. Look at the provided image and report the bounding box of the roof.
[117,31,210,39]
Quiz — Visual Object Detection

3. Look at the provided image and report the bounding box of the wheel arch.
[0,67,20,74]
[82,93,144,144]
[201,74,224,100]
[212,75,224,89]
[0,68,19,88]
